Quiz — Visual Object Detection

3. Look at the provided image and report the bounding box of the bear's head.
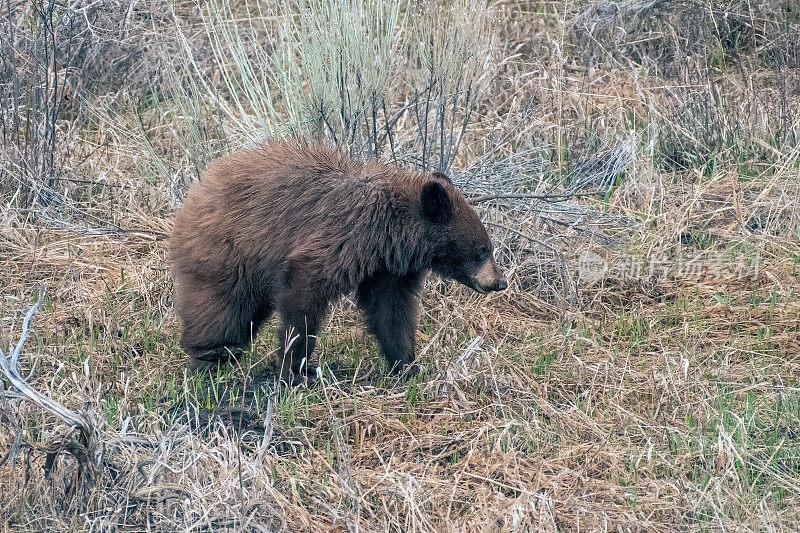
[420,173,507,294]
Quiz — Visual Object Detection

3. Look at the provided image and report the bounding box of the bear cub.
[169,140,506,383]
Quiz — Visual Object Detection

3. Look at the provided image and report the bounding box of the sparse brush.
[2,0,800,530]
[179,0,492,168]
[0,1,76,206]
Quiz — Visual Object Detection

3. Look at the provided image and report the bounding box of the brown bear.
[169,139,506,383]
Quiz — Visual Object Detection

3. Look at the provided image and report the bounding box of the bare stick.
[10,283,44,372]
[467,192,600,205]
[0,285,93,436]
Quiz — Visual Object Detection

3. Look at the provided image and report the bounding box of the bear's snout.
[472,257,507,294]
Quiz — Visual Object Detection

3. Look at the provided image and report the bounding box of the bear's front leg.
[277,309,322,385]
[356,271,423,375]
[277,263,327,385]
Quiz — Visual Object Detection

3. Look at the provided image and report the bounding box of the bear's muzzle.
[471,257,507,293]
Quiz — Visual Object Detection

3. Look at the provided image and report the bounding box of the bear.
[169,139,506,383]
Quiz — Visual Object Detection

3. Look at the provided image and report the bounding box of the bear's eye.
[478,246,490,260]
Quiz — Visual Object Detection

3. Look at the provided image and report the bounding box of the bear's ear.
[421,181,453,224]
[431,170,451,183]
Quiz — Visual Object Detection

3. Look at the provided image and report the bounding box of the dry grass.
[2,0,800,531]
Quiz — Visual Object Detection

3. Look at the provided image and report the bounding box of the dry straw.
[2,0,800,530]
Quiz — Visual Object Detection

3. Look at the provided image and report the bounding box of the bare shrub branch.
[0,285,93,436]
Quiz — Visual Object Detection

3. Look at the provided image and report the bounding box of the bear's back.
[203,140,364,197]
[172,140,403,281]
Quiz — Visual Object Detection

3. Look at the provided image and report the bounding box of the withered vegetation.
[1,0,799,531]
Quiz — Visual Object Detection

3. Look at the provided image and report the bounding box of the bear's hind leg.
[178,283,268,369]
[356,271,423,375]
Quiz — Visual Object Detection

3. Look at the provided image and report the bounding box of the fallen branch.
[467,192,600,205]
[0,284,93,438]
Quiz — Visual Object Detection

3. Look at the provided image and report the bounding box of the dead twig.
[0,284,94,438]
[467,192,600,205]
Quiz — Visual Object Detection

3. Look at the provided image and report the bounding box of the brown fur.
[169,139,505,382]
